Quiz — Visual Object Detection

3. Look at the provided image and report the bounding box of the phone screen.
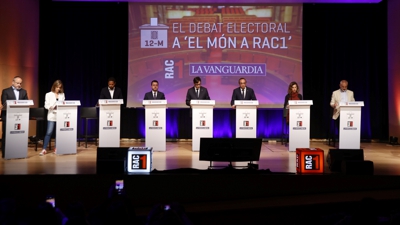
[46,197,55,208]
[115,180,124,191]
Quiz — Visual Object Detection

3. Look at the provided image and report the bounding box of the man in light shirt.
[330,80,355,120]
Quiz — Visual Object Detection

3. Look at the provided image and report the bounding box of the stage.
[1,140,400,224]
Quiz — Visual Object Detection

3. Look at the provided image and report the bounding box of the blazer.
[230,87,257,106]
[283,93,303,117]
[99,87,123,100]
[1,86,29,106]
[44,92,66,121]
[330,89,355,120]
[185,87,210,106]
[144,91,166,100]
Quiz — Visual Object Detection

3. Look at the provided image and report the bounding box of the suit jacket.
[143,91,166,100]
[330,89,355,120]
[99,87,123,100]
[230,87,257,106]
[186,87,210,106]
[1,86,29,106]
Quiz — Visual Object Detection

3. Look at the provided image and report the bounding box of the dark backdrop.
[38,1,388,140]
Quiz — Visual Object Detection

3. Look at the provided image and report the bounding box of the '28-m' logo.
[164,59,183,79]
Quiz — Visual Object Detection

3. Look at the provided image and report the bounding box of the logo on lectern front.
[347,121,353,127]
[200,120,206,126]
[153,120,158,126]
[243,121,249,126]
[297,121,303,127]
[107,120,113,126]
[14,124,21,130]
[64,121,70,127]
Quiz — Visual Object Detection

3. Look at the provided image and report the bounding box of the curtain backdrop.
[38,1,388,140]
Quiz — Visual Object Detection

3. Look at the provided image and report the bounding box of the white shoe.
[39,150,46,156]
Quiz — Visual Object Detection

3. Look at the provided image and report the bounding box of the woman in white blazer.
[40,80,65,156]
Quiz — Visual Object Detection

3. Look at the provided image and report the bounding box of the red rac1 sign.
[296,148,324,174]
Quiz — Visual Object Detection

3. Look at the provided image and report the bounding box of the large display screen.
[128,4,303,108]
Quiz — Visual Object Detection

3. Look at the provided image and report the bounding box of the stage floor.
[1,139,400,175]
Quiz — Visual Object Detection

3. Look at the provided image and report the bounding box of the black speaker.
[341,160,374,175]
[96,147,128,174]
[327,149,364,172]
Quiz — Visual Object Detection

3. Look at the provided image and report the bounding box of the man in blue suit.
[230,77,257,108]
[1,76,29,158]
[143,80,166,100]
[185,77,210,106]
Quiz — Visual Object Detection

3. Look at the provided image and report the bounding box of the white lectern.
[56,100,81,155]
[288,100,313,152]
[191,100,215,151]
[143,100,167,151]
[339,101,364,149]
[98,99,123,147]
[4,100,34,159]
[234,100,258,138]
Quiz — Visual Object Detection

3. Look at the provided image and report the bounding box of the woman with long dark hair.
[283,81,303,124]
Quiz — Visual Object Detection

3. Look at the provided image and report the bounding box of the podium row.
[2,99,364,160]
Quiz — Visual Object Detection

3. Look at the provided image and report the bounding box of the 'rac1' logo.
[131,154,147,170]
[304,155,320,170]
[164,59,183,79]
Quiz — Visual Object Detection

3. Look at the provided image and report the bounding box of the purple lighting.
[53,0,382,3]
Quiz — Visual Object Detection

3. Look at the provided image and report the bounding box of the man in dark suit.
[143,80,166,100]
[99,77,124,100]
[230,77,257,108]
[1,76,29,158]
[185,77,210,106]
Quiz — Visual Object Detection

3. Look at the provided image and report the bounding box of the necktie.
[241,89,245,99]
[153,92,156,99]
[196,89,199,98]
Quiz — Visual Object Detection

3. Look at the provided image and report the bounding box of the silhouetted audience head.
[30,202,62,225]
[65,201,89,225]
[146,202,193,225]
[0,198,17,225]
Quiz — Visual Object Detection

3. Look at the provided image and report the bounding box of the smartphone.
[115,180,124,193]
[164,205,171,211]
[46,196,55,208]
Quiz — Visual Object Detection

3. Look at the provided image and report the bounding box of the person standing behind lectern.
[40,80,65,156]
[144,80,166,100]
[330,80,355,142]
[230,77,257,109]
[1,76,29,158]
[99,77,123,100]
[185,77,210,106]
[283,81,303,124]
